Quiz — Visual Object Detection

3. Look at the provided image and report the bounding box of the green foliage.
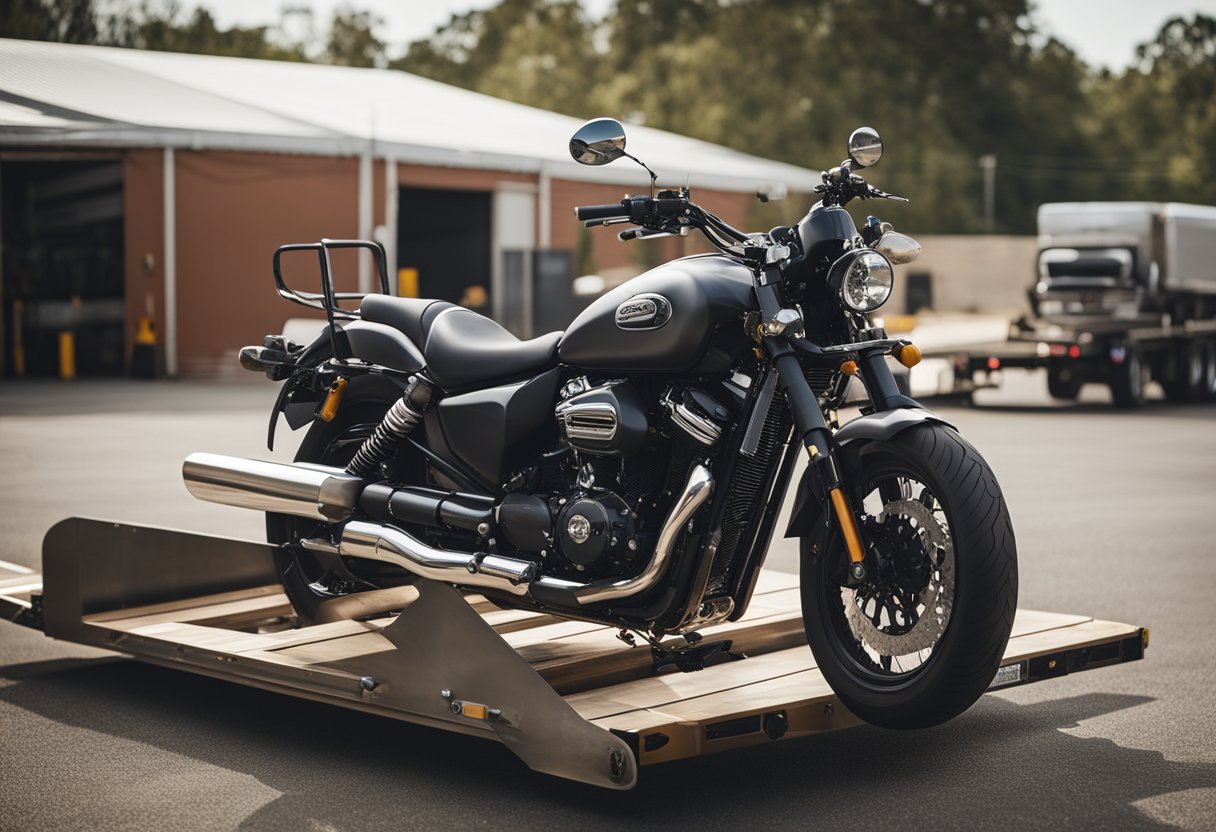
[324,6,386,67]
[392,0,595,116]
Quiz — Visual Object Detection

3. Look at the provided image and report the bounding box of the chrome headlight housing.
[829,250,894,312]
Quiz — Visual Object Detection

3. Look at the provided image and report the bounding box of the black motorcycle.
[186,119,1017,729]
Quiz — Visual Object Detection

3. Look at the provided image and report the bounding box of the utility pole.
[979,154,997,232]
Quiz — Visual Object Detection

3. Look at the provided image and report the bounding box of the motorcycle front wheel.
[801,423,1018,729]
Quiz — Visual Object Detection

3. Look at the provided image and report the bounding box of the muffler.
[183,452,362,522]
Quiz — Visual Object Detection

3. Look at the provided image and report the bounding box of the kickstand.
[651,638,745,674]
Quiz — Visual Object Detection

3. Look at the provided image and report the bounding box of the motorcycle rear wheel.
[801,423,1017,729]
[267,375,417,625]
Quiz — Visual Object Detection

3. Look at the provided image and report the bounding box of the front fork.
[768,341,872,582]
[755,265,916,584]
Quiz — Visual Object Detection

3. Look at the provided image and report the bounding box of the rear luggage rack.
[273,238,390,355]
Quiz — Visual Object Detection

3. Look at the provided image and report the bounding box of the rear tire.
[267,374,413,624]
[801,424,1018,729]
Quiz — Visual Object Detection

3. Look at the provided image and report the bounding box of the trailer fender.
[785,408,953,538]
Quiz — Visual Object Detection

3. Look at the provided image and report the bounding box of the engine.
[496,378,729,581]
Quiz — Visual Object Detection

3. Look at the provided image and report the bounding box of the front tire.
[801,424,1017,729]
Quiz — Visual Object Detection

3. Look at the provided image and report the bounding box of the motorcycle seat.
[424,307,561,390]
[360,295,455,347]
[359,295,560,390]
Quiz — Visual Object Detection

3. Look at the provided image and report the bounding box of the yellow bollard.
[59,331,76,380]
[397,267,419,298]
[131,316,157,379]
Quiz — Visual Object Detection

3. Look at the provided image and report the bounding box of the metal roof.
[0,38,821,193]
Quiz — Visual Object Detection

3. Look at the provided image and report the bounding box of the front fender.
[784,407,953,538]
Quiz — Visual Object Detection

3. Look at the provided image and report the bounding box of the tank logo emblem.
[615,293,672,330]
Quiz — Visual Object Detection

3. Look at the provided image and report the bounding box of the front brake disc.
[843,498,955,658]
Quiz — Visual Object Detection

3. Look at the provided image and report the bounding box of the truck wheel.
[1161,340,1204,403]
[1110,344,1148,409]
[1046,367,1081,400]
[1202,340,1216,402]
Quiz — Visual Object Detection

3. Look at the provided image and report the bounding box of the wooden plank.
[999,618,1138,661]
[0,559,35,579]
[104,619,384,655]
[85,585,286,625]
[481,608,561,634]
[267,631,397,664]
[571,610,1112,727]
[568,646,816,721]
[92,592,294,631]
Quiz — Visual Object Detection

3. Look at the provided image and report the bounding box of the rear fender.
[267,322,424,450]
[784,408,953,538]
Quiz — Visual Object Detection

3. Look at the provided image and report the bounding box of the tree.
[325,6,386,67]
[1,0,98,43]
[393,0,598,117]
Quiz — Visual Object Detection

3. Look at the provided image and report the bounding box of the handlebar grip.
[575,202,630,221]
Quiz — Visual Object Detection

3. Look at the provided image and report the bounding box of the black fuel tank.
[558,255,756,371]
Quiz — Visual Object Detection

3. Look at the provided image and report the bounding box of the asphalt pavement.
[1,372,1214,831]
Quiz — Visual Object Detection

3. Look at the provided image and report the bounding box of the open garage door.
[396,187,492,314]
[1,158,125,377]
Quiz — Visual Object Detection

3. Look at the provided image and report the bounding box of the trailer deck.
[0,517,1147,789]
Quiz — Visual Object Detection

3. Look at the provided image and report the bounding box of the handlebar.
[574,202,630,221]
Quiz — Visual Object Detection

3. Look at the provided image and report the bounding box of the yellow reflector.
[839,359,859,376]
[895,342,922,369]
[320,377,348,423]
[461,702,488,720]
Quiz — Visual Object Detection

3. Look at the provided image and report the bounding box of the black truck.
[940,202,1216,407]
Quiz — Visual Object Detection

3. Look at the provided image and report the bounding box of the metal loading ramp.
[0,518,1147,790]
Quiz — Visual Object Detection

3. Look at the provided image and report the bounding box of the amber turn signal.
[894,342,922,369]
[839,359,859,376]
[320,377,348,423]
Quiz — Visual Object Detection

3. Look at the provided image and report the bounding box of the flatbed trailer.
[0,518,1148,790]
[925,317,1216,406]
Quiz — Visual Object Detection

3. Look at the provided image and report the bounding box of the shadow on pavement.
[0,657,1209,830]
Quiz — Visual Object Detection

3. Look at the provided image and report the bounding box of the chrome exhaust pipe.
[304,464,713,605]
[308,521,536,596]
[183,452,362,523]
[186,450,713,606]
[559,464,712,605]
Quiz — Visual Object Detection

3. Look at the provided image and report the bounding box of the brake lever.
[586,217,633,228]
[868,185,909,203]
[619,227,685,241]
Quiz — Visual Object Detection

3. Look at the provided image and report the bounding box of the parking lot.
[1,374,1214,831]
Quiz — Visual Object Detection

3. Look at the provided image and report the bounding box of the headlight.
[830,250,894,312]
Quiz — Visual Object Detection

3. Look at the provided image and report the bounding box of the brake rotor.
[843,498,955,659]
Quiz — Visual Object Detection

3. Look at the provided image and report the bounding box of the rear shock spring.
[346,376,434,478]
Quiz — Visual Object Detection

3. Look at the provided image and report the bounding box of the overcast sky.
[197,0,1215,70]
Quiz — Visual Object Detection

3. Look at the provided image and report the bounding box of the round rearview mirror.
[570,118,628,166]
[847,127,883,168]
